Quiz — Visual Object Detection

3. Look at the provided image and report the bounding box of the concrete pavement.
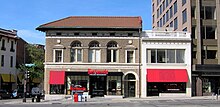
[0,95,219,105]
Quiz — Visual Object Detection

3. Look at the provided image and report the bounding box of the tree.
[26,44,44,79]
[18,44,44,79]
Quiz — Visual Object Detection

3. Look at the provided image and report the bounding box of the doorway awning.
[147,69,188,82]
[49,71,65,85]
[1,74,16,82]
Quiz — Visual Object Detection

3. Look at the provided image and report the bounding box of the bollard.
[217,94,218,100]
[32,97,35,102]
[212,93,215,100]
[85,96,87,102]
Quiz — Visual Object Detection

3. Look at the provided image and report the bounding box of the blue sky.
[0,0,152,44]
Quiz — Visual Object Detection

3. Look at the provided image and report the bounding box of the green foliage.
[18,44,44,79]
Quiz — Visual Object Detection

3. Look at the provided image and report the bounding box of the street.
[1,97,220,107]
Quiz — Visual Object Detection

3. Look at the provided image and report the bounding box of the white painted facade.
[0,36,17,75]
[141,30,192,97]
[0,29,18,89]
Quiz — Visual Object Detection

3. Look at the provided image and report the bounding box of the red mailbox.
[74,93,78,102]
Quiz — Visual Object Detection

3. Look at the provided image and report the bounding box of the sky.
[0,0,152,45]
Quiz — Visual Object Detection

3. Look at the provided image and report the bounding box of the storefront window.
[67,75,89,94]
[203,78,212,93]
[107,76,122,95]
[50,85,65,94]
[161,83,186,93]
[148,82,186,96]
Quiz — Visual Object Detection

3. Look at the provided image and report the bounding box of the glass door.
[128,81,135,97]
[89,76,106,97]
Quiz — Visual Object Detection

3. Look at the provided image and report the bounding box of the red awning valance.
[147,69,188,82]
[49,71,65,84]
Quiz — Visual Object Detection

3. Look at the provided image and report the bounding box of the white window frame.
[89,49,101,63]
[125,50,135,63]
[107,49,119,63]
[53,49,64,63]
[70,48,83,62]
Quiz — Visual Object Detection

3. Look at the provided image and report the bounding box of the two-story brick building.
[37,16,142,98]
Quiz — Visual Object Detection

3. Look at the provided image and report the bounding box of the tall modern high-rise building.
[152,0,220,96]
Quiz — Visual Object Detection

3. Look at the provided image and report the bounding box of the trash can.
[74,93,78,102]
[36,95,41,102]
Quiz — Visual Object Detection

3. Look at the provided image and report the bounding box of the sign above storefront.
[88,69,108,76]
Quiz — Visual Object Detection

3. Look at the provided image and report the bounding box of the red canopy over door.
[147,69,188,82]
[49,71,65,84]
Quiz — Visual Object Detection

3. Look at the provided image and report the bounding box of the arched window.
[70,41,82,62]
[107,41,118,62]
[88,41,100,62]
[125,73,136,80]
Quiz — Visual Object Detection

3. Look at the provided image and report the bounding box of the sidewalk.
[2,95,219,105]
[59,95,220,104]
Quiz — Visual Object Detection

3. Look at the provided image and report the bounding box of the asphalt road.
[1,99,220,107]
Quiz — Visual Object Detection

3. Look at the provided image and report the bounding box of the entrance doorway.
[89,76,107,97]
[124,73,136,97]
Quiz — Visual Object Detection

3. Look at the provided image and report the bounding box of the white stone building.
[141,30,191,97]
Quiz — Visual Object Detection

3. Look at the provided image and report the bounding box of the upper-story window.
[1,55,4,67]
[174,17,178,30]
[191,6,196,19]
[152,3,154,12]
[174,1,177,15]
[54,49,63,62]
[107,41,118,63]
[88,41,100,63]
[169,6,173,18]
[182,0,186,6]
[126,50,135,63]
[146,49,185,63]
[10,56,13,67]
[157,9,159,18]
[165,0,169,8]
[10,41,15,52]
[201,26,216,39]
[182,9,187,24]
[70,41,82,62]
[1,39,6,51]
[204,6,216,20]
[157,0,160,6]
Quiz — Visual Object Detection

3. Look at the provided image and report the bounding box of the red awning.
[147,69,188,82]
[49,71,65,84]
